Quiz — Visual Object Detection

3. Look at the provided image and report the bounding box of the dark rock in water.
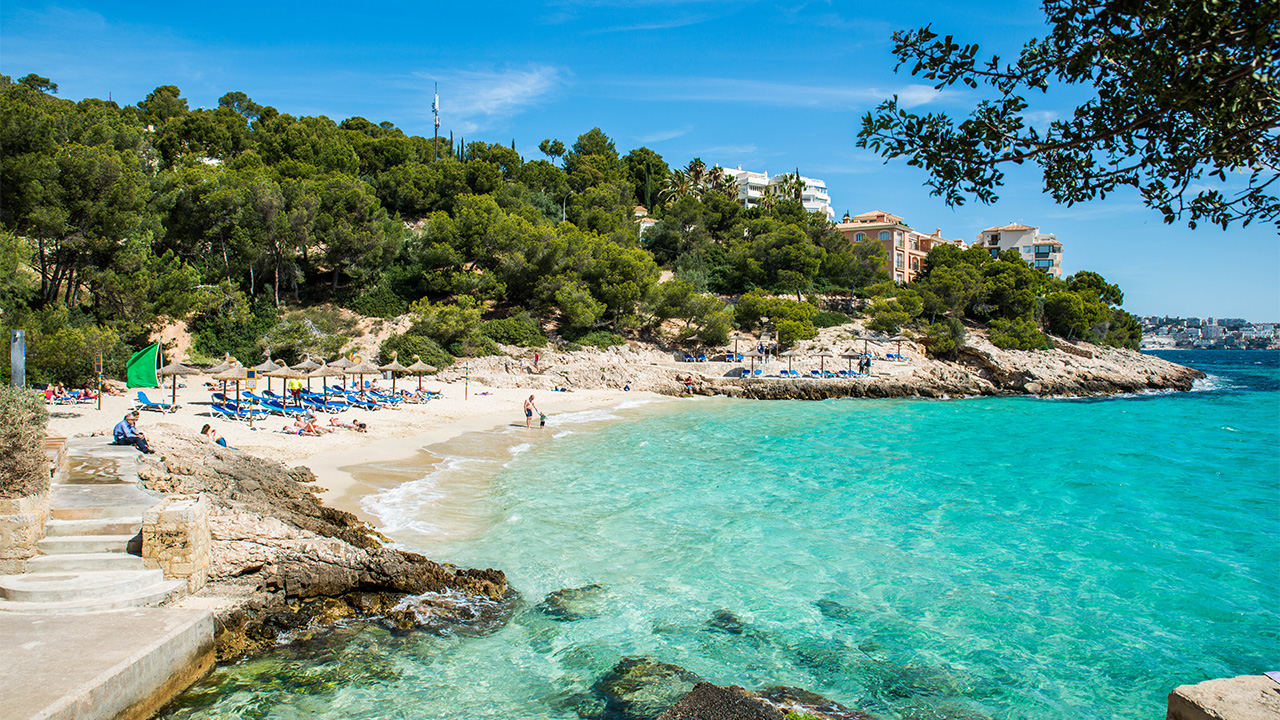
[537,584,607,621]
[592,657,703,720]
[759,686,878,720]
[707,609,746,635]
[382,587,519,636]
[816,599,858,623]
[658,682,786,720]
[856,659,964,702]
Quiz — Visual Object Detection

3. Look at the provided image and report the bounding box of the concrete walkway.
[0,608,213,720]
[0,437,215,720]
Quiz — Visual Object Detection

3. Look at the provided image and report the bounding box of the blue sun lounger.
[135,391,176,413]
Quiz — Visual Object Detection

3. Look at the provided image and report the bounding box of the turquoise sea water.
[164,350,1279,719]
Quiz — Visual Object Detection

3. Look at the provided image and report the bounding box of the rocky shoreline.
[450,329,1203,401]
[137,428,513,661]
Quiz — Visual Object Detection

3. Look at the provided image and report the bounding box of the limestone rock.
[658,683,785,720]
[138,427,509,661]
[1167,674,1280,720]
[594,657,704,720]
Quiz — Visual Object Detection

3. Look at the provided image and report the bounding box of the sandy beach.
[44,374,655,523]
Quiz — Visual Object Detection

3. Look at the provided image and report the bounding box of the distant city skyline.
[2,0,1275,318]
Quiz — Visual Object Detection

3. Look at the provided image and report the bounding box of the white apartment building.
[974,223,1065,277]
[722,167,835,221]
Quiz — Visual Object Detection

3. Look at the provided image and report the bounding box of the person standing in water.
[524,394,540,429]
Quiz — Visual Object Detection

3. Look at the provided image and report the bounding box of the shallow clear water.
[164,350,1280,720]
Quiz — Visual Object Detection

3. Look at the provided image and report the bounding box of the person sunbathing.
[291,416,323,436]
[329,417,368,432]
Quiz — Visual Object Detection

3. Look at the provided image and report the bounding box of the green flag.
[126,343,160,388]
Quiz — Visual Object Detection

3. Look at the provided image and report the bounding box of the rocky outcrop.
[657,683,786,720]
[435,330,1201,400]
[136,427,509,660]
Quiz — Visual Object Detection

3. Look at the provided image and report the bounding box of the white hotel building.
[722,167,835,221]
[974,223,1065,278]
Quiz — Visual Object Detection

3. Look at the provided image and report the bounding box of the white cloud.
[639,126,694,143]
[415,65,567,131]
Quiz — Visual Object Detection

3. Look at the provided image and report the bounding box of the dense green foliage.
[0,386,49,498]
[857,0,1279,229]
[0,72,1142,383]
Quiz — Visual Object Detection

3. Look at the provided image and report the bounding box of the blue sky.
[3,0,1276,320]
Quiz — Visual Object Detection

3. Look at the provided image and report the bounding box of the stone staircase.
[0,438,186,613]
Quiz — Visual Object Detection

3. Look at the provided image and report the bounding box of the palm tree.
[661,170,695,202]
[685,158,708,189]
[708,166,739,199]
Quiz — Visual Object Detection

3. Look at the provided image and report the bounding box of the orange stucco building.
[835,210,965,284]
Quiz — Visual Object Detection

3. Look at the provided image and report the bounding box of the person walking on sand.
[524,394,540,429]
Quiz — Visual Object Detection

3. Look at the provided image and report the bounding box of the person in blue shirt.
[112,411,153,454]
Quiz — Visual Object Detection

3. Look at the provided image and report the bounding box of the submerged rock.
[537,584,607,621]
[816,599,859,623]
[759,686,878,720]
[658,682,785,720]
[591,657,703,720]
[707,608,746,635]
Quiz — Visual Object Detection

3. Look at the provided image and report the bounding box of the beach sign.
[246,368,257,390]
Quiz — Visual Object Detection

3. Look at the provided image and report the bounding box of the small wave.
[615,398,658,410]
[1223,426,1237,432]
[1191,374,1230,393]
[553,430,573,438]
[548,408,621,425]
[510,443,532,455]
[362,454,494,535]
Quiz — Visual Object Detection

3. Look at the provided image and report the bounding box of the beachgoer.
[524,395,539,429]
[112,412,152,454]
[539,412,547,428]
[534,351,540,369]
[683,376,694,392]
[864,356,873,374]
[201,423,229,447]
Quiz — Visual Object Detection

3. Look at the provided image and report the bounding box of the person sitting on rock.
[112,412,153,454]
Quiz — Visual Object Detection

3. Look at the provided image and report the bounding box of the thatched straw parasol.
[780,349,802,374]
[212,366,248,409]
[252,358,282,394]
[158,360,201,407]
[742,349,763,374]
[813,349,835,375]
[267,365,308,404]
[840,350,862,374]
[379,352,411,393]
[889,335,910,359]
[307,363,347,402]
[326,356,356,389]
[207,355,240,375]
[407,355,437,391]
[345,357,383,397]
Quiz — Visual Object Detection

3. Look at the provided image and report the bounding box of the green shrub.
[447,336,502,358]
[0,386,49,498]
[189,299,280,364]
[813,310,851,329]
[989,317,1050,350]
[377,333,453,370]
[564,329,627,349]
[480,313,547,347]
[922,317,967,357]
[341,284,407,319]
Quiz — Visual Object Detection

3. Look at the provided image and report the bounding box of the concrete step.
[37,534,138,555]
[0,569,166,603]
[27,552,146,572]
[0,578,186,614]
[50,503,157,521]
[45,518,142,537]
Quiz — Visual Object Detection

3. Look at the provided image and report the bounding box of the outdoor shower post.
[10,330,25,387]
